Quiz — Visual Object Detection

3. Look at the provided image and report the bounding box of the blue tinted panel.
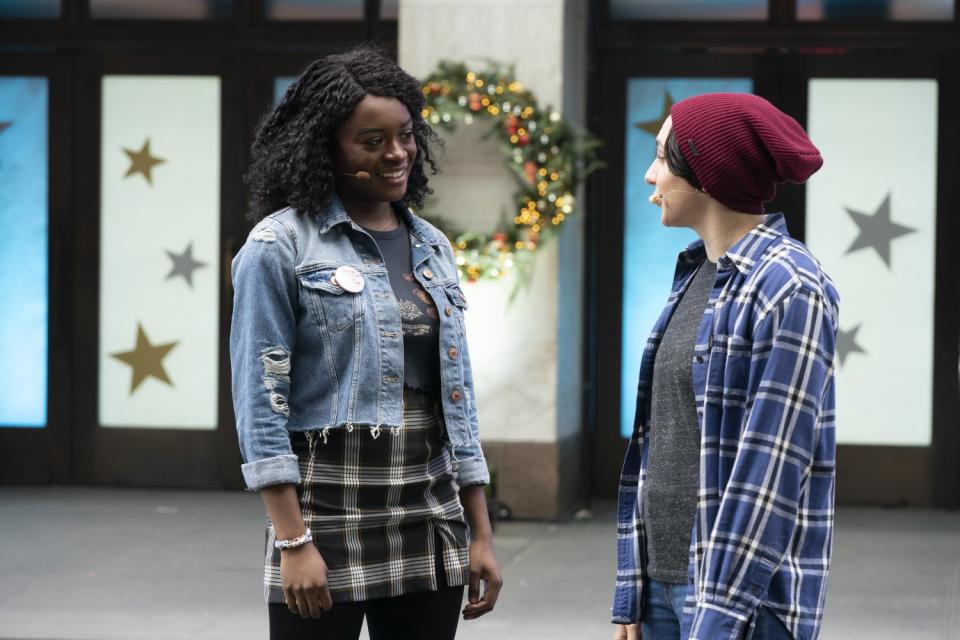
[265,0,363,20]
[0,0,59,18]
[620,77,753,438]
[0,77,48,427]
[274,76,296,105]
[611,0,767,20]
[798,0,953,20]
[90,0,232,19]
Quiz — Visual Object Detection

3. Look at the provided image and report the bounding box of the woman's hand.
[281,543,333,619]
[260,484,332,618]
[458,484,502,620]
[612,623,641,640]
[462,537,503,620]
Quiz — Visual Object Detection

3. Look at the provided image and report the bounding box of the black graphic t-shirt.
[366,218,441,398]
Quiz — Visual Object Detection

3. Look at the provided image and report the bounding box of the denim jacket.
[230,196,489,491]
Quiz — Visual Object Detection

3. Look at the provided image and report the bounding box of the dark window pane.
[798,0,953,21]
[264,0,363,20]
[274,76,296,105]
[90,0,233,19]
[382,0,398,19]
[0,0,59,18]
[610,0,767,20]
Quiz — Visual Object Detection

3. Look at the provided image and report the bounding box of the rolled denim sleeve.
[451,323,490,486]
[229,218,301,491]
[443,241,490,488]
[452,436,490,487]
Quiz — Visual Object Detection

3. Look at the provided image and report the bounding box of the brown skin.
[332,94,418,230]
[261,484,333,618]
[459,484,502,620]
[612,623,641,640]
[262,94,502,621]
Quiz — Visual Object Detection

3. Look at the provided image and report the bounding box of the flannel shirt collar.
[677,213,789,277]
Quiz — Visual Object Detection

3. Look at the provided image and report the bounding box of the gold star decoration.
[110,323,178,394]
[122,137,166,185]
[635,92,675,137]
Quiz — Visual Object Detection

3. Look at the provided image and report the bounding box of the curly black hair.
[245,44,440,220]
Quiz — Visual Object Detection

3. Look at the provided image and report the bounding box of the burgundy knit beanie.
[670,93,823,214]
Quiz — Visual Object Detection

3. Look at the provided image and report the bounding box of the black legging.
[268,583,465,640]
[270,537,465,640]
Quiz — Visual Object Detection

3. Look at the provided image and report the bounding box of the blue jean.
[640,579,691,639]
[640,579,793,640]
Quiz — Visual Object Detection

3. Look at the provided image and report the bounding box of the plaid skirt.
[263,396,470,604]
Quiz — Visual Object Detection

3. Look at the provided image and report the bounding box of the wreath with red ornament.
[419,61,603,283]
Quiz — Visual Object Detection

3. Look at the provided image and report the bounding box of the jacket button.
[451,389,462,402]
[695,355,704,364]
[423,269,434,279]
[445,306,453,317]
[448,346,458,359]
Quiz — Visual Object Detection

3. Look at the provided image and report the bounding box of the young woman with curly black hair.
[230,44,502,640]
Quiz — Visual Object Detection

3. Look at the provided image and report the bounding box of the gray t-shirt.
[366,218,441,398]
[643,259,717,584]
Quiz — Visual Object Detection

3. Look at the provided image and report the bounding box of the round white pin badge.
[333,265,365,293]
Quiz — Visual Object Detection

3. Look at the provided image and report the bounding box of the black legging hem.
[267,582,465,640]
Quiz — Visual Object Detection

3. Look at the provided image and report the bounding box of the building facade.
[1,0,957,517]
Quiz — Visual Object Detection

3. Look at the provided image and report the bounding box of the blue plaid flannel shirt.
[613,214,839,640]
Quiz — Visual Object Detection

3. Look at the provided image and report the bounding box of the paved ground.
[0,488,958,639]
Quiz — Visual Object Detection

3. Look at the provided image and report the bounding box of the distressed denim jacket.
[230,196,489,491]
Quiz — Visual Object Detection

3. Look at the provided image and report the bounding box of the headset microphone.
[649,189,703,206]
[340,170,371,180]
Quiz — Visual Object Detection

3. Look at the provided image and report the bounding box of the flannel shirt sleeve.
[689,287,836,639]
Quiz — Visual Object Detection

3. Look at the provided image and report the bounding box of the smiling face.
[644,115,703,228]
[333,95,419,205]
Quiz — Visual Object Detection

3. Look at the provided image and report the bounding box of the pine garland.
[420,61,604,283]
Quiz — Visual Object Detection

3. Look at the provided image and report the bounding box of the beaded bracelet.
[273,528,313,551]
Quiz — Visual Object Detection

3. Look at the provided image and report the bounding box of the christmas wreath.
[420,61,603,283]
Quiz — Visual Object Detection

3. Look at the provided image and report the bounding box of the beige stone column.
[399,0,589,519]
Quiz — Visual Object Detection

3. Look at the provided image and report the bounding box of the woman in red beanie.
[612,93,840,640]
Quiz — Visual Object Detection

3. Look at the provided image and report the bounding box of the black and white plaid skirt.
[263,393,470,604]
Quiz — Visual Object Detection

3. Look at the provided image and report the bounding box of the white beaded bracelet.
[274,528,313,551]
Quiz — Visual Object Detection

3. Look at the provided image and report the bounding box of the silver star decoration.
[844,193,916,268]
[836,324,867,368]
[164,242,207,288]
